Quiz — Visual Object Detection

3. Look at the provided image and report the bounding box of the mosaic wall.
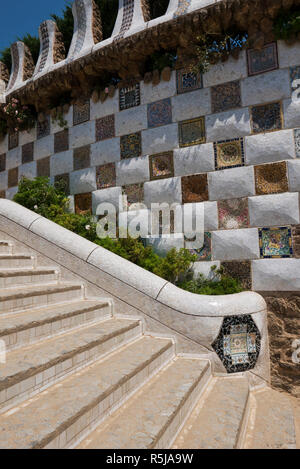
[1,39,300,301]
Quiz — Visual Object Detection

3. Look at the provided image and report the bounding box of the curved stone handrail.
[0,199,269,382]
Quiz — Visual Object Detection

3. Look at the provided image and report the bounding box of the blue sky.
[0,0,67,52]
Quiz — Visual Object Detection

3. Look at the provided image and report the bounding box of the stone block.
[288,160,300,192]
[172,88,211,122]
[212,228,260,261]
[252,259,300,291]
[144,177,182,207]
[92,186,123,213]
[277,40,300,68]
[249,193,300,227]
[70,167,97,195]
[241,69,290,107]
[208,166,255,200]
[141,72,176,104]
[69,121,95,149]
[50,150,73,177]
[245,130,295,165]
[91,138,121,166]
[173,143,214,176]
[203,50,247,88]
[19,161,37,180]
[34,135,54,160]
[90,94,119,120]
[142,124,178,155]
[283,98,300,129]
[116,156,150,186]
[115,105,147,136]
[206,108,251,142]
[6,147,21,170]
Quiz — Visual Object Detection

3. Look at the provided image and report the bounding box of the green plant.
[0,98,36,134]
[13,177,244,294]
[191,32,248,74]
[145,50,177,73]
[273,8,300,40]
[51,110,68,129]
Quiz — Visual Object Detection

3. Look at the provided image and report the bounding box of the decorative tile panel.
[221,261,252,290]
[54,129,69,153]
[182,173,208,203]
[37,115,50,140]
[73,101,90,126]
[250,102,282,134]
[255,162,288,195]
[120,132,142,160]
[214,138,244,170]
[75,192,92,215]
[148,98,172,129]
[188,232,212,261]
[0,154,6,173]
[0,190,5,198]
[290,65,300,88]
[8,167,18,188]
[8,132,19,150]
[294,129,300,158]
[74,145,90,171]
[115,0,135,40]
[96,115,115,141]
[247,43,278,76]
[211,81,241,113]
[96,163,116,189]
[259,227,293,258]
[37,156,50,177]
[173,0,191,18]
[119,83,140,111]
[122,183,144,209]
[212,315,261,373]
[292,225,300,258]
[54,173,70,195]
[176,69,202,94]
[179,117,206,147]
[22,142,34,164]
[149,152,174,180]
[218,198,249,230]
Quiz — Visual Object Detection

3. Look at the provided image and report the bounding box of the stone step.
[172,376,249,449]
[0,254,35,269]
[0,336,174,449]
[0,317,142,413]
[243,387,297,449]
[0,268,59,288]
[77,357,211,450]
[0,283,84,314]
[0,299,112,351]
[0,241,13,255]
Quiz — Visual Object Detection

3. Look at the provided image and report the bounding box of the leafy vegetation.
[13,177,244,295]
[0,98,36,137]
[273,8,300,40]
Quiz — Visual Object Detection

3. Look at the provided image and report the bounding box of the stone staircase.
[0,239,298,449]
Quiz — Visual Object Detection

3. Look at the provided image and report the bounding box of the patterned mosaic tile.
[247,43,278,76]
[182,173,208,204]
[96,163,116,189]
[218,198,249,230]
[37,115,50,140]
[119,83,140,111]
[122,183,144,210]
[54,129,69,153]
[294,129,300,158]
[73,101,90,126]
[290,65,300,88]
[0,190,5,198]
[22,142,34,164]
[250,102,282,134]
[255,161,288,195]
[75,192,92,215]
[8,132,19,150]
[173,0,191,18]
[37,156,50,178]
[179,117,206,147]
[292,225,300,258]
[259,227,293,258]
[74,145,90,171]
[8,167,18,188]
[221,261,252,290]
[115,0,134,40]
[96,114,115,141]
[211,81,241,113]
[212,315,261,373]
[0,153,6,173]
[176,68,202,94]
[214,138,244,170]
[148,98,172,129]
[54,173,70,195]
[120,132,142,160]
[188,232,212,261]
[149,152,174,180]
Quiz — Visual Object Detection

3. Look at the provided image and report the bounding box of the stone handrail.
[0,199,269,384]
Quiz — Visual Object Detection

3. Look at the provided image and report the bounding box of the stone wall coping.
[0,199,267,318]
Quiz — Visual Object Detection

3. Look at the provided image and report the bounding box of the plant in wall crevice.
[0,98,36,137]
[273,8,300,41]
